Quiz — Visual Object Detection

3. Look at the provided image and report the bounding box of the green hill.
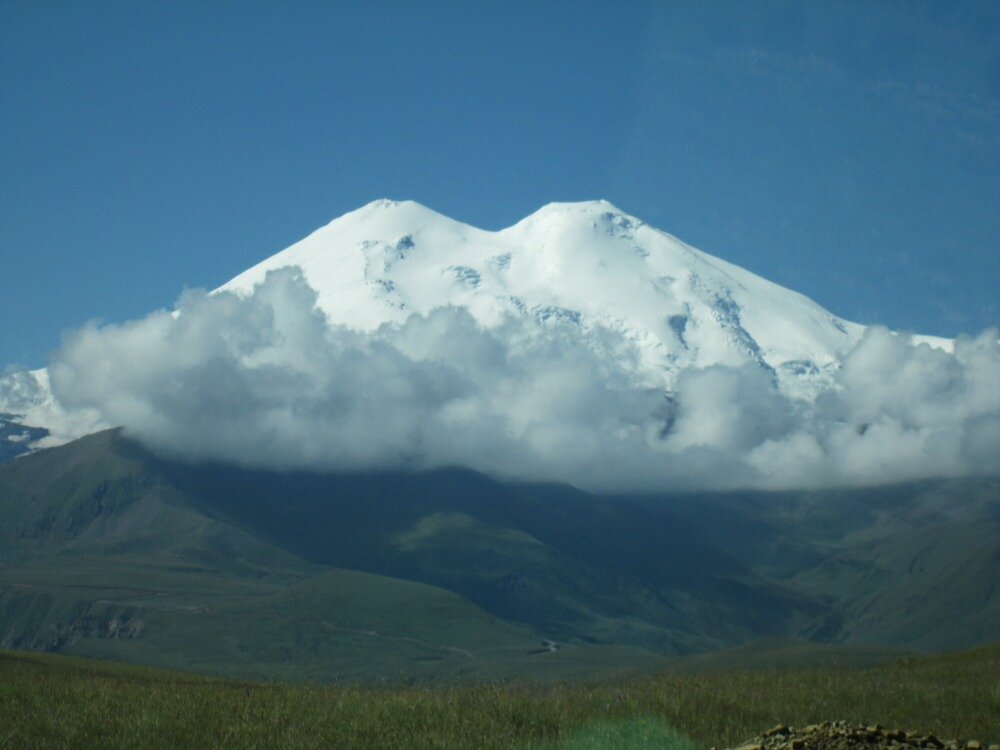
[0,430,670,680]
[630,479,1000,649]
[0,429,997,680]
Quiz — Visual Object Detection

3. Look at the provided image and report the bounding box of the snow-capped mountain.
[0,368,103,457]
[221,199,943,396]
[0,199,950,458]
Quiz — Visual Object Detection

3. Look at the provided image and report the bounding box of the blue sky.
[2,0,998,368]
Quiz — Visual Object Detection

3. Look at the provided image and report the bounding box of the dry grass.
[1,645,997,748]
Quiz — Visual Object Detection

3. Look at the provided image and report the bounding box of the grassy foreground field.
[2,646,997,749]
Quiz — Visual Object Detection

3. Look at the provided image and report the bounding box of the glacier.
[222,199,882,398]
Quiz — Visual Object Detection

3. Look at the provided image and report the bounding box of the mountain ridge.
[220,198,875,389]
[1,429,995,679]
[0,200,987,492]
[0,200,950,454]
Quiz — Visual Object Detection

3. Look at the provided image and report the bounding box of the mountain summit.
[2,200,989,492]
[220,199,891,398]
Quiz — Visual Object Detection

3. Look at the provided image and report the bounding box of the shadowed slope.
[0,430,997,680]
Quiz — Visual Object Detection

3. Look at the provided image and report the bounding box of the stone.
[733,722,976,750]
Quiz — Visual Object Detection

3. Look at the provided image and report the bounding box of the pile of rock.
[720,721,996,750]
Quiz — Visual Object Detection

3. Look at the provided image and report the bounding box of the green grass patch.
[2,645,997,748]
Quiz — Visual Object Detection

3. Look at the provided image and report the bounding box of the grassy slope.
[1,645,997,749]
[787,481,1000,649]
[624,478,1000,651]
[157,446,860,654]
[0,431,810,662]
[0,431,668,681]
[1,430,997,682]
[662,636,913,674]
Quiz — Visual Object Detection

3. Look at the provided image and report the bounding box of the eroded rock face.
[48,614,146,650]
[722,721,995,750]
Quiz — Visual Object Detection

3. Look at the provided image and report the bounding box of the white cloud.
[47,268,1000,491]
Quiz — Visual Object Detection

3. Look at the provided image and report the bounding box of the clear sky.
[2,0,998,368]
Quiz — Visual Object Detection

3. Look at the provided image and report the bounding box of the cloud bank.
[49,268,999,491]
